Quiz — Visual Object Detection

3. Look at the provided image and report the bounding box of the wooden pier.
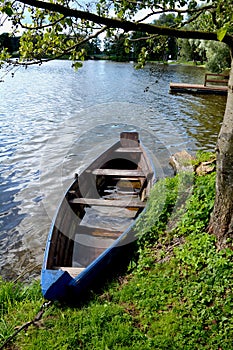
[170,73,229,95]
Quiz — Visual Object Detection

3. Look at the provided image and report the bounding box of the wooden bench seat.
[114,147,142,153]
[56,267,85,278]
[104,189,139,195]
[89,169,145,177]
[70,197,146,208]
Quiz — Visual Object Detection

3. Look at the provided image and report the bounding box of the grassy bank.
[1,154,233,349]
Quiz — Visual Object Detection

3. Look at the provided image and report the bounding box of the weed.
[192,150,216,166]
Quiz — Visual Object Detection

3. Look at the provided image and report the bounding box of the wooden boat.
[41,131,155,302]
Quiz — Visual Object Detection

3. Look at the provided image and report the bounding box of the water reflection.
[176,94,225,150]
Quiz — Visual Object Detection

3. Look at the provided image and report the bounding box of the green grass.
[1,153,233,349]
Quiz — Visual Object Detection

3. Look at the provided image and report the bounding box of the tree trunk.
[208,53,233,248]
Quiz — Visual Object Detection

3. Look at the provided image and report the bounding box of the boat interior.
[46,132,154,277]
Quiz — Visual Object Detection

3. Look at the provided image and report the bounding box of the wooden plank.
[112,177,143,181]
[58,267,85,278]
[88,206,138,218]
[205,79,228,84]
[170,82,228,90]
[115,147,142,153]
[74,233,116,249]
[80,210,133,231]
[120,131,139,148]
[204,73,229,86]
[205,73,228,77]
[77,224,122,238]
[91,169,145,177]
[102,194,138,200]
[70,197,146,208]
[104,189,139,195]
[170,82,228,95]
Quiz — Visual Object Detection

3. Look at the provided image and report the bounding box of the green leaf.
[72,61,83,71]
[217,25,228,42]
[2,4,13,16]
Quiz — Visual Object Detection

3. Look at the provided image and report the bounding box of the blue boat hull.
[41,132,155,303]
[41,236,135,303]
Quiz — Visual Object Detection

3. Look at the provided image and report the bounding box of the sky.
[0,16,13,34]
[0,0,160,35]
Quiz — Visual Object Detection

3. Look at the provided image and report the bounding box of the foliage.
[0,0,233,69]
[175,173,216,235]
[205,41,231,73]
[103,33,131,62]
[135,161,215,251]
[135,174,181,246]
[0,279,43,342]
[132,13,179,65]
[0,33,19,53]
[178,36,231,71]
[103,14,178,63]
[178,38,207,63]
[192,150,216,165]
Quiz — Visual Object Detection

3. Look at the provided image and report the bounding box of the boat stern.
[41,269,73,301]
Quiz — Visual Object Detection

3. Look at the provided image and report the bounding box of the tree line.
[1,13,231,73]
[0,32,101,60]
[103,13,231,72]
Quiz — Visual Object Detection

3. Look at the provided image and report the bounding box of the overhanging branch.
[16,0,233,47]
[14,25,108,65]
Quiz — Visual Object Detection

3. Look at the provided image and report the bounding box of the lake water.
[0,60,226,280]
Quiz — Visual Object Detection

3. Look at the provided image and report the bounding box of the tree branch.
[19,15,66,30]
[16,0,233,47]
[114,0,216,16]
[15,25,108,65]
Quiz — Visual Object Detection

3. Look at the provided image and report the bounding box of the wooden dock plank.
[170,82,228,95]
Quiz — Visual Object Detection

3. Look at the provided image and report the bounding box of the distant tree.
[81,38,102,57]
[178,38,194,61]
[153,14,178,60]
[130,31,146,61]
[103,36,112,57]
[205,41,231,73]
[130,14,178,64]
[104,32,131,61]
[178,38,230,70]
[178,38,206,63]
[0,33,19,53]
[89,37,102,55]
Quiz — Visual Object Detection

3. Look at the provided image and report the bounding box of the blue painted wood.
[41,269,73,301]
